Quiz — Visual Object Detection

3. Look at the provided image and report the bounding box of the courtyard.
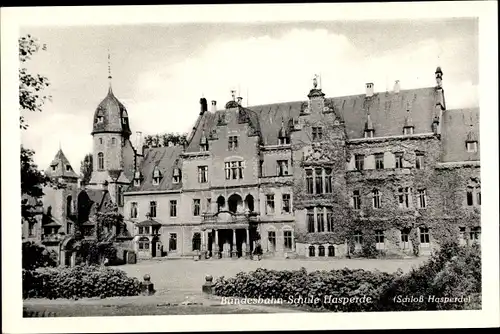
[116,257,428,295]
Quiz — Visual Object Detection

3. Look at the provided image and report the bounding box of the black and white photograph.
[1,2,499,332]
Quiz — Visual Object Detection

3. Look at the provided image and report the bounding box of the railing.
[41,234,64,243]
[202,211,260,225]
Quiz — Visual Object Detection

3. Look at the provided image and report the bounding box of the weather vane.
[313,74,318,89]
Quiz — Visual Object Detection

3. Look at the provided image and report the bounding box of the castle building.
[22,66,481,263]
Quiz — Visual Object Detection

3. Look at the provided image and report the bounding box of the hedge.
[23,265,141,299]
[214,242,481,311]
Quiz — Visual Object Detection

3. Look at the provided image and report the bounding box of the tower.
[88,53,133,207]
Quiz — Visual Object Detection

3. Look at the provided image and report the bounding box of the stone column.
[70,252,76,267]
[245,228,250,258]
[231,229,238,258]
[214,229,219,258]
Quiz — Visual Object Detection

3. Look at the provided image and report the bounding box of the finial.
[107,49,112,80]
[313,74,318,89]
[59,140,61,151]
[231,90,236,101]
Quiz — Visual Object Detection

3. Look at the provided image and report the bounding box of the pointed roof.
[91,86,132,137]
[45,149,79,179]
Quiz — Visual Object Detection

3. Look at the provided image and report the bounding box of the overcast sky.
[20,18,478,172]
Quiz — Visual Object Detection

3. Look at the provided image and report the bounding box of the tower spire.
[107,49,113,92]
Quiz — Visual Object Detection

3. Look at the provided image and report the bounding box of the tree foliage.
[21,146,51,221]
[22,241,57,270]
[79,153,93,186]
[143,132,188,148]
[19,34,51,130]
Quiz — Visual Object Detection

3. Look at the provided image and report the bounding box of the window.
[149,201,157,218]
[403,127,414,135]
[51,165,56,171]
[307,209,315,233]
[401,229,410,249]
[355,154,364,170]
[282,194,291,213]
[316,209,325,233]
[470,227,481,243]
[476,188,481,205]
[134,179,141,187]
[375,230,385,250]
[66,165,71,172]
[278,136,290,145]
[265,194,275,214]
[308,245,316,257]
[259,160,264,177]
[170,200,177,217]
[111,137,116,145]
[28,222,35,236]
[318,245,325,257]
[315,168,323,194]
[190,199,201,217]
[97,152,104,170]
[312,127,323,141]
[415,153,424,169]
[144,226,150,234]
[130,202,138,219]
[328,245,335,257]
[466,142,478,153]
[268,231,276,249]
[459,227,466,245]
[466,187,474,206]
[200,139,209,152]
[138,237,149,250]
[138,227,144,235]
[419,227,430,246]
[172,168,181,184]
[417,189,427,208]
[122,117,128,125]
[352,190,361,210]
[395,152,404,168]
[192,233,201,251]
[225,161,244,180]
[66,196,73,216]
[152,167,161,185]
[375,153,384,169]
[354,231,363,249]
[364,129,374,138]
[324,168,332,194]
[228,136,238,150]
[398,187,411,208]
[306,169,314,194]
[169,233,177,251]
[277,160,289,176]
[97,116,103,123]
[326,208,334,232]
[152,177,160,186]
[284,230,293,250]
[198,166,208,183]
[372,189,381,209]
[99,138,103,144]
[206,198,212,212]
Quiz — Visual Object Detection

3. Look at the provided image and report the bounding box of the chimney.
[200,97,208,115]
[393,80,400,93]
[135,131,142,151]
[365,83,374,97]
[237,97,243,106]
[211,100,217,113]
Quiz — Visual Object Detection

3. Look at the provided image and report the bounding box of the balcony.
[41,233,65,243]
[202,210,259,227]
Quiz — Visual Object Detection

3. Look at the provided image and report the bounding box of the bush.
[23,265,141,299]
[214,267,396,312]
[22,241,57,270]
[78,241,118,265]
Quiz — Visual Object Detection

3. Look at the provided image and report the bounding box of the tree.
[143,132,188,148]
[19,34,51,130]
[80,153,93,187]
[21,146,50,221]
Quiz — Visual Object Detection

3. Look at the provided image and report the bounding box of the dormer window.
[97,116,104,123]
[152,166,161,185]
[66,165,71,172]
[134,171,142,187]
[51,165,56,171]
[403,126,414,135]
[466,142,478,153]
[278,137,290,145]
[364,129,374,138]
[172,168,181,184]
[200,135,209,152]
[122,117,128,125]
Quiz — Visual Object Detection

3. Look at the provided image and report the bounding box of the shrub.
[78,241,118,265]
[214,267,396,312]
[23,265,141,299]
[22,241,57,270]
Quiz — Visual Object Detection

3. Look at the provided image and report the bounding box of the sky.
[20,18,479,173]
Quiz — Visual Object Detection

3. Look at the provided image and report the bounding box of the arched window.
[217,196,225,212]
[308,245,316,257]
[328,245,335,257]
[318,245,325,256]
[66,196,72,216]
[97,152,104,170]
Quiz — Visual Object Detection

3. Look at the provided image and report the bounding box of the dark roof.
[136,219,162,227]
[45,149,79,179]
[128,145,183,192]
[84,189,107,207]
[441,108,480,162]
[92,86,132,137]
